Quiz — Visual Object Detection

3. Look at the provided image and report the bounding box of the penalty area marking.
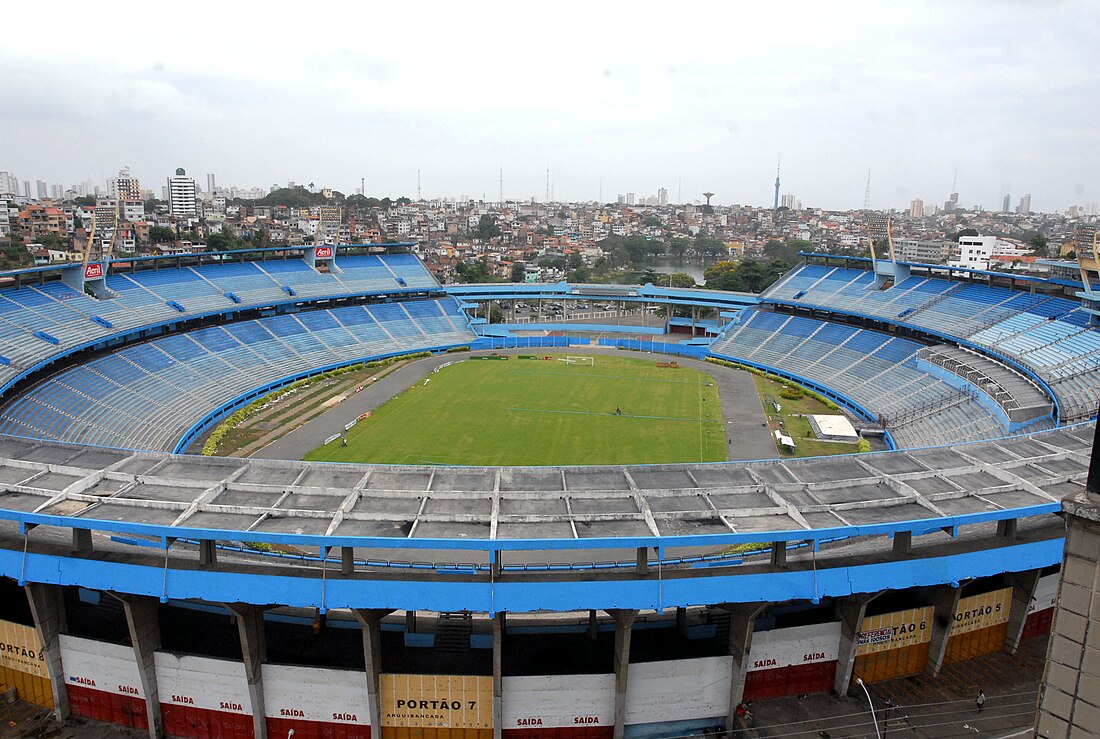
[507,406,721,424]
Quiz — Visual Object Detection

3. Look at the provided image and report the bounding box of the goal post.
[564,356,594,366]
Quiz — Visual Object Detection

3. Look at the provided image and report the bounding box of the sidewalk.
[736,638,1047,737]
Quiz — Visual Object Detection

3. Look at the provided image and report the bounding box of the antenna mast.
[774,156,781,210]
[863,169,871,210]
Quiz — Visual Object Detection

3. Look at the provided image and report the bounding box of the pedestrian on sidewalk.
[976,689,985,713]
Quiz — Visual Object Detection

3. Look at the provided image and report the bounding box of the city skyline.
[3,1,1099,212]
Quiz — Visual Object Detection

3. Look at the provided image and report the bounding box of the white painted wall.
[503,673,615,730]
[154,652,252,715]
[625,656,732,724]
[59,635,144,698]
[746,621,841,672]
[263,663,371,725]
[1031,574,1059,614]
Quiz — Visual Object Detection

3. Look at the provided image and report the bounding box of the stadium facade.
[0,245,1095,739]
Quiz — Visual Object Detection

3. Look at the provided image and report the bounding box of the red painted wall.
[67,684,148,730]
[743,660,837,702]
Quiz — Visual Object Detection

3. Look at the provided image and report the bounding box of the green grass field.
[303,354,726,465]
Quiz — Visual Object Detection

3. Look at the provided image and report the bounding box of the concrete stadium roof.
[0,424,1089,549]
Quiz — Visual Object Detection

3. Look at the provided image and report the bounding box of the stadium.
[0,242,1096,739]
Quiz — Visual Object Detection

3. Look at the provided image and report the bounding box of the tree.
[704,259,788,293]
[36,232,65,250]
[667,272,697,288]
[669,237,691,257]
[475,215,501,241]
[567,252,583,270]
[148,225,176,244]
[205,227,242,251]
[1029,233,1049,258]
[694,236,727,256]
[454,258,501,284]
[510,263,526,283]
[567,266,593,283]
[642,215,662,228]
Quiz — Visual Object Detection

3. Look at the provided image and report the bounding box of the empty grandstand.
[709,309,1010,448]
[0,299,473,452]
[760,259,1100,424]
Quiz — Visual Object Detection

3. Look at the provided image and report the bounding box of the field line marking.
[507,369,706,385]
[507,407,721,424]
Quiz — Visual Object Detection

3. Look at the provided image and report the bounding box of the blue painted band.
[0,537,1063,612]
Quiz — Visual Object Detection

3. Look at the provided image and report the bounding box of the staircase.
[435,612,473,652]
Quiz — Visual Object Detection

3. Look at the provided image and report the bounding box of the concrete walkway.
[735,637,1048,738]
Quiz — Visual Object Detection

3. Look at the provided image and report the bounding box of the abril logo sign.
[315,246,334,259]
[84,263,104,280]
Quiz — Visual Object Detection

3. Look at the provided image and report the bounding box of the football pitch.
[303,354,727,466]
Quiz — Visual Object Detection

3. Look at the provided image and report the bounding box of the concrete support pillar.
[24,583,69,721]
[406,610,417,633]
[635,547,648,574]
[588,610,598,641]
[834,593,880,695]
[892,530,913,557]
[607,609,637,739]
[924,584,962,677]
[71,528,92,554]
[770,541,787,567]
[1004,568,1042,655]
[493,613,504,739]
[198,539,217,567]
[355,609,392,739]
[1036,487,1100,737]
[997,518,1019,539]
[722,603,767,732]
[341,546,355,576]
[119,595,163,739]
[227,604,267,739]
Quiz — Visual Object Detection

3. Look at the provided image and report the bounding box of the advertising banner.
[855,606,933,656]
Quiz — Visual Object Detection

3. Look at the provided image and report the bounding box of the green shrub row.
[445,346,471,353]
[705,357,839,410]
[200,352,436,456]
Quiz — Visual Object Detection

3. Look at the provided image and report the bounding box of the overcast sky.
[3,1,1098,212]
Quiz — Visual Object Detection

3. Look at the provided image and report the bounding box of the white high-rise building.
[109,168,142,201]
[0,172,18,197]
[167,168,197,218]
[909,198,923,218]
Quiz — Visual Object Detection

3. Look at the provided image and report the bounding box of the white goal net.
[561,356,594,366]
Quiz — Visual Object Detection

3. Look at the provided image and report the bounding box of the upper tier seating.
[0,298,474,452]
[761,264,1100,422]
[710,309,1010,448]
[0,253,439,392]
